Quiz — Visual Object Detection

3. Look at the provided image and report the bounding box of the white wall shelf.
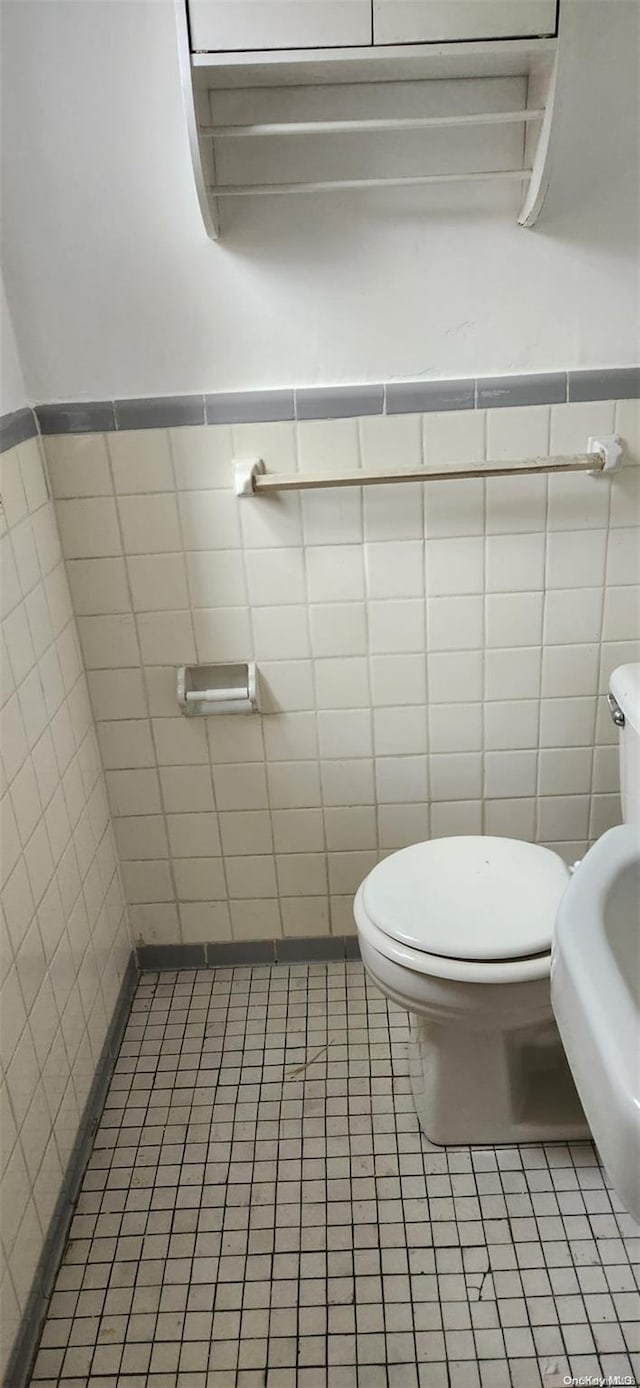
[176,3,560,239]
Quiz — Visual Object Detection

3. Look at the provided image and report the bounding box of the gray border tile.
[6,951,139,1388]
[276,935,353,962]
[36,401,116,435]
[476,372,567,408]
[385,380,474,414]
[345,935,361,960]
[136,942,206,969]
[207,939,276,966]
[206,390,294,425]
[114,395,205,430]
[0,406,39,454]
[568,367,640,402]
[295,385,383,421]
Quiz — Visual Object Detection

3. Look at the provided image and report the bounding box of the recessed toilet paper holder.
[177,662,258,716]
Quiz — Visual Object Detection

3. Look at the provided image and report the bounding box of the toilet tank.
[609,664,640,825]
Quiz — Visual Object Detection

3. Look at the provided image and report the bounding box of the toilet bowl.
[355,835,589,1144]
[354,663,640,1146]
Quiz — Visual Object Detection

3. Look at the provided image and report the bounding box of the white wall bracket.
[588,434,624,477]
[234,458,266,495]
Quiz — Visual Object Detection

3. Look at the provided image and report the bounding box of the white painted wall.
[0,274,28,414]
[1,0,638,403]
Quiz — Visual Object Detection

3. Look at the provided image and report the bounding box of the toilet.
[354,663,640,1146]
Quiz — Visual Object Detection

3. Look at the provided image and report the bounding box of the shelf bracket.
[587,435,624,477]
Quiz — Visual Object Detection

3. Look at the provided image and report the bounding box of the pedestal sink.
[551,824,640,1220]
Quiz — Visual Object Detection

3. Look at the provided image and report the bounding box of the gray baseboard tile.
[135,937,360,970]
[4,951,140,1388]
[0,406,39,454]
[568,367,640,402]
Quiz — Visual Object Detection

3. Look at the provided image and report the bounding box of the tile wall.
[44,397,640,951]
[0,436,131,1376]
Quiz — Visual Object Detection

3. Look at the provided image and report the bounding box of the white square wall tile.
[547,472,609,532]
[429,704,482,754]
[486,404,549,462]
[365,542,424,599]
[309,604,366,658]
[240,493,303,549]
[328,850,376,895]
[267,761,322,809]
[369,600,425,654]
[113,814,169,860]
[425,478,484,540]
[230,899,281,939]
[280,897,330,936]
[152,716,208,766]
[320,758,375,807]
[259,660,315,713]
[377,802,429,849]
[108,429,174,494]
[56,499,121,559]
[546,530,607,589]
[537,795,590,842]
[263,711,317,761]
[305,546,365,603]
[606,529,640,587]
[324,805,376,850]
[186,551,247,607]
[173,857,227,900]
[272,807,324,852]
[105,767,162,815]
[539,697,596,748]
[159,765,214,813]
[224,855,277,899]
[297,419,360,473]
[427,651,482,704]
[484,700,539,751]
[541,645,600,698]
[218,810,272,856]
[370,654,426,707]
[424,410,485,468]
[486,534,545,593]
[427,597,483,652]
[375,755,428,804]
[317,709,372,759]
[66,558,131,616]
[484,648,541,701]
[97,719,155,770]
[602,585,640,642]
[193,607,253,662]
[430,800,482,836]
[302,490,362,547]
[136,612,196,665]
[373,706,427,756]
[245,549,307,606]
[429,753,482,801]
[120,859,174,904]
[45,434,113,498]
[179,490,242,550]
[276,853,327,896]
[170,424,234,489]
[0,450,28,528]
[484,798,535,840]
[538,748,592,796]
[252,606,309,660]
[179,901,231,942]
[118,494,181,555]
[485,475,547,536]
[359,413,422,472]
[485,593,543,649]
[207,715,264,762]
[364,482,423,542]
[213,762,268,810]
[314,657,370,709]
[426,537,484,596]
[484,750,537,799]
[127,554,189,612]
[543,588,603,645]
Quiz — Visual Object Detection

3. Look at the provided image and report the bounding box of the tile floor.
[30,962,640,1388]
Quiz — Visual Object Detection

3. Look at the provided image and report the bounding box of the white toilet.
[354,664,640,1146]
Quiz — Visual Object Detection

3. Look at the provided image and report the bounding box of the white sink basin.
[551,824,640,1220]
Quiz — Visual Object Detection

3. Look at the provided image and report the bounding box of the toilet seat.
[359,837,570,974]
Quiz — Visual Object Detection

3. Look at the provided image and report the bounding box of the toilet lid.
[361,837,570,962]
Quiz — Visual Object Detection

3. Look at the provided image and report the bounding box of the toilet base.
[408,1011,591,1146]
